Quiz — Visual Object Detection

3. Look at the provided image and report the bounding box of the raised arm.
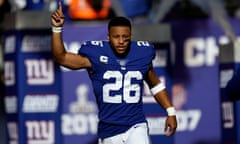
[51,2,91,70]
[145,64,177,136]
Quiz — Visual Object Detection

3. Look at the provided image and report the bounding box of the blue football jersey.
[78,40,155,138]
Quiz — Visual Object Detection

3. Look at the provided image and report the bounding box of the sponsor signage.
[4,30,62,144]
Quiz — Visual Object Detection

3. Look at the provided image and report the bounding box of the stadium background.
[1,0,240,144]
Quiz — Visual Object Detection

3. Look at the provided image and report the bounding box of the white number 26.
[103,71,142,103]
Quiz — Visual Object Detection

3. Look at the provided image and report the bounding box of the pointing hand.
[51,2,65,27]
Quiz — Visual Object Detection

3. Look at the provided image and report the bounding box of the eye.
[112,35,119,38]
[123,35,130,39]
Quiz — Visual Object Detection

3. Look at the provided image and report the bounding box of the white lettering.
[25,59,54,85]
[5,61,15,86]
[91,41,103,47]
[222,102,234,128]
[146,109,201,135]
[176,110,202,131]
[147,116,167,135]
[5,96,17,113]
[5,35,16,54]
[23,94,59,113]
[7,122,18,141]
[184,37,219,67]
[220,69,234,88]
[184,38,205,67]
[100,56,108,63]
[62,114,98,135]
[137,41,150,46]
[26,120,55,144]
[21,35,51,52]
[205,37,219,66]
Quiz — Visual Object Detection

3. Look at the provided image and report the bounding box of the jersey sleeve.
[134,41,156,63]
[77,41,92,57]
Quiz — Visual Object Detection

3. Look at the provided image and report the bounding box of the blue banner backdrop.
[4,29,62,144]
[61,18,240,144]
[5,18,240,144]
[170,18,240,144]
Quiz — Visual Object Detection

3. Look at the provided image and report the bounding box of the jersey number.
[103,71,142,103]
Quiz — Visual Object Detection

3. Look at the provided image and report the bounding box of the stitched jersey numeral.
[103,71,142,103]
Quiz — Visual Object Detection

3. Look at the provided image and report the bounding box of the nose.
[119,37,124,44]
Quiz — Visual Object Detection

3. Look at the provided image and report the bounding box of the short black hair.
[108,16,131,31]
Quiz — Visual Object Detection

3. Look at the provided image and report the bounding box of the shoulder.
[131,41,155,53]
[131,41,155,55]
[81,40,108,48]
[78,40,108,55]
[79,40,106,51]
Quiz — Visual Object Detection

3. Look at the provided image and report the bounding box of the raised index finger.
[58,1,63,12]
[57,1,65,18]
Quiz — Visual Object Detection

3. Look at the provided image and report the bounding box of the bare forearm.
[51,32,66,63]
[51,31,91,69]
[51,2,66,64]
[50,2,92,70]
[145,64,174,109]
[154,89,173,110]
[146,62,177,135]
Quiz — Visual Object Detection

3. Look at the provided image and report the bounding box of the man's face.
[108,26,131,57]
